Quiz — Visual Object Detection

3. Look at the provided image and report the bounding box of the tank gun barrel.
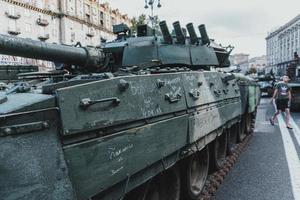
[198,24,210,45]
[159,21,173,44]
[186,23,198,45]
[0,34,105,72]
[173,21,185,44]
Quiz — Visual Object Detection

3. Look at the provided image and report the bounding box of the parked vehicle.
[257,74,275,97]
[277,52,300,110]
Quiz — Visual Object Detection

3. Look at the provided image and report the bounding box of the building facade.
[0,0,131,69]
[266,14,300,66]
[229,53,249,73]
[248,55,267,72]
[229,53,249,66]
[229,54,267,74]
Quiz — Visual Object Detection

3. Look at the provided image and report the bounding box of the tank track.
[199,117,256,200]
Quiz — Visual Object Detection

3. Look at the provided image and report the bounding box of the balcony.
[38,34,50,41]
[7,27,21,35]
[37,18,49,26]
[5,11,21,19]
[86,28,95,37]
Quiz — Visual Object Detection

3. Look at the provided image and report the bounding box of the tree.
[149,15,161,35]
[131,14,147,34]
[130,14,161,36]
[249,66,257,74]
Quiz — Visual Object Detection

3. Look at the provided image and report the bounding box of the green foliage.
[150,15,161,35]
[246,66,257,75]
[130,14,161,35]
[249,67,257,74]
[131,14,147,34]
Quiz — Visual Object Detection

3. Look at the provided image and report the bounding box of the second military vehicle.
[277,52,300,110]
[257,73,275,97]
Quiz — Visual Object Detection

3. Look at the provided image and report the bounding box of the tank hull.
[0,71,260,200]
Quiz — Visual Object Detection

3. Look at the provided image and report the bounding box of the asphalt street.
[214,98,300,200]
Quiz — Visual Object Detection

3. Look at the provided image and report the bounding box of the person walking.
[270,75,292,129]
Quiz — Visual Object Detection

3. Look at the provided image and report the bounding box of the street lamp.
[144,0,162,35]
[157,0,162,8]
[144,0,162,10]
[144,0,149,9]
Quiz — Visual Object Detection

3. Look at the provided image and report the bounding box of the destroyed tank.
[0,21,260,200]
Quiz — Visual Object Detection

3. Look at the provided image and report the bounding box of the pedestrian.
[269,75,292,129]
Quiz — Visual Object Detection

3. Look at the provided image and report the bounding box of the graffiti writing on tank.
[111,166,124,176]
[144,97,153,109]
[108,144,134,160]
[165,77,181,85]
[184,75,196,82]
[165,77,181,91]
[141,106,163,118]
[130,82,156,96]
[108,144,134,176]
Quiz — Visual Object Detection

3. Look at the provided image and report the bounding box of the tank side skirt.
[92,117,240,200]
[62,97,241,199]
[0,109,76,200]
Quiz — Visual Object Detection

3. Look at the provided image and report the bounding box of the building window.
[85,14,90,22]
[92,8,97,15]
[24,9,31,17]
[25,23,31,33]
[52,28,57,37]
[71,32,75,42]
[84,4,90,14]
[111,17,116,25]
[100,11,104,26]
[8,19,16,30]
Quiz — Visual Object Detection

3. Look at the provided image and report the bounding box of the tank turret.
[0,21,232,75]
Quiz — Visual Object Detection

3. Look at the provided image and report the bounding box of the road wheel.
[227,124,238,155]
[181,146,209,200]
[139,166,181,200]
[238,116,247,142]
[251,110,257,123]
[211,131,227,170]
[245,112,252,134]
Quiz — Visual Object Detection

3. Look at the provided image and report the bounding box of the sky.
[108,0,300,58]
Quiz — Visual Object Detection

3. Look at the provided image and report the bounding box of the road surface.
[214,98,300,200]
